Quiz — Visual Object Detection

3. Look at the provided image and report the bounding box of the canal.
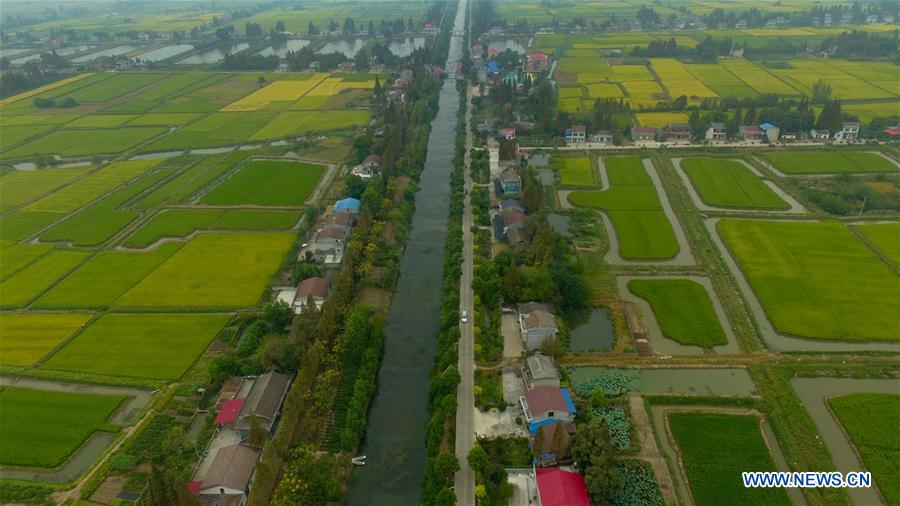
[346,2,466,504]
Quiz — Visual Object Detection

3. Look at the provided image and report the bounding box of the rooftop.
[523,387,572,415]
[536,468,590,506]
[214,398,245,426]
[334,197,361,213]
[235,372,292,431]
[200,444,259,493]
[296,276,328,299]
[525,353,559,382]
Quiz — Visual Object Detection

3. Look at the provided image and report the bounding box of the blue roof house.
[758,122,780,143]
[334,197,361,214]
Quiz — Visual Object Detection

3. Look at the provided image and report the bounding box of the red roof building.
[187,481,202,496]
[215,398,245,425]
[882,128,900,137]
[536,468,590,506]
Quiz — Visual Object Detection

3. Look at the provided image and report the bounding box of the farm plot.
[140,111,276,151]
[567,157,679,260]
[627,279,727,348]
[552,156,595,187]
[126,113,202,126]
[42,313,230,380]
[0,73,93,106]
[828,393,900,505]
[685,63,756,97]
[253,110,370,139]
[760,151,897,174]
[303,77,375,97]
[34,243,183,309]
[0,211,64,242]
[0,313,93,366]
[622,80,664,107]
[681,158,788,209]
[57,73,168,103]
[134,151,253,208]
[40,169,171,246]
[25,159,159,214]
[221,74,328,111]
[115,231,295,308]
[0,165,91,210]
[854,223,900,267]
[560,57,611,75]
[668,412,790,506]
[635,112,688,128]
[150,75,261,113]
[718,220,899,341]
[0,250,90,308]
[3,127,166,159]
[125,72,226,104]
[650,58,717,99]
[0,124,57,151]
[0,243,53,279]
[718,60,799,96]
[585,82,625,100]
[199,159,324,206]
[66,114,138,128]
[823,61,900,96]
[123,209,299,248]
[769,60,895,100]
[610,64,654,82]
[0,387,126,468]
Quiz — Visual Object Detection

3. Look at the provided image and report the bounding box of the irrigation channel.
[346,2,466,504]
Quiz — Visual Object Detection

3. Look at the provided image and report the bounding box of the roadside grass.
[668,412,791,506]
[681,158,788,209]
[0,387,126,468]
[718,220,899,341]
[123,208,300,248]
[760,151,897,174]
[0,313,93,366]
[552,156,595,187]
[828,393,900,505]
[114,232,295,308]
[0,250,90,308]
[628,279,727,348]
[853,223,900,267]
[0,165,91,211]
[568,157,679,260]
[40,169,171,246]
[42,313,230,380]
[199,159,324,206]
[33,243,183,309]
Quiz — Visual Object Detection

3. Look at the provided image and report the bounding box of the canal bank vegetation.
[422,79,466,506]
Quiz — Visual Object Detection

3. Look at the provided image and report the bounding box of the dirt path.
[616,275,741,356]
[670,157,807,215]
[628,394,677,505]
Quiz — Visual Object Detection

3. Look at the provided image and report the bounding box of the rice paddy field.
[668,412,791,506]
[680,158,789,209]
[627,279,727,348]
[0,313,93,366]
[828,393,900,505]
[760,151,898,174]
[717,220,899,341]
[0,387,126,468]
[853,223,900,268]
[551,156,595,187]
[199,159,325,206]
[0,71,375,158]
[567,157,679,260]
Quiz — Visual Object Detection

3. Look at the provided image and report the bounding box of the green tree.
[248,415,267,449]
[431,452,460,485]
[503,266,521,301]
[467,444,489,476]
[584,463,624,505]
[811,79,832,104]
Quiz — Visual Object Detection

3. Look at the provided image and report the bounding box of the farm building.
[520,386,576,426]
[517,302,558,350]
[523,353,560,389]
[334,197,361,214]
[666,123,692,142]
[499,167,522,193]
[525,52,549,73]
[535,467,591,506]
[234,372,293,437]
[565,125,586,145]
[293,276,329,312]
[499,199,526,213]
[740,125,763,141]
[632,125,656,141]
[502,207,528,231]
[810,129,831,140]
[499,127,516,140]
[193,443,260,505]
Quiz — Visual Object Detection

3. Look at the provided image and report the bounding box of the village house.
[590,130,613,144]
[502,207,528,231]
[517,302,559,350]
[524,52,549,74]
[519,386,576,425]
[834,121,860,141]
[234,372,293,438]
[523,353,560,389]
[809,129,831,140]
[666,122,692,142]
[532,421,575,467]
[535,467,590,506]
[352,154,381,178]
[499,167,522,193]
[705,122,726,141]
[759,122,780,143]
[632,125,656,142]
[564,125,586,144]
[338,61,356,72]
[499,199,526,213]
[333,197,361,214]
[292,276,329,312]
[193,444,259,505]
[740,124,763,141]
[499,127,516,140]
[423,22,439,34]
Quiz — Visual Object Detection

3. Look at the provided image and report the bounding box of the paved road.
[454,81,476,505]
